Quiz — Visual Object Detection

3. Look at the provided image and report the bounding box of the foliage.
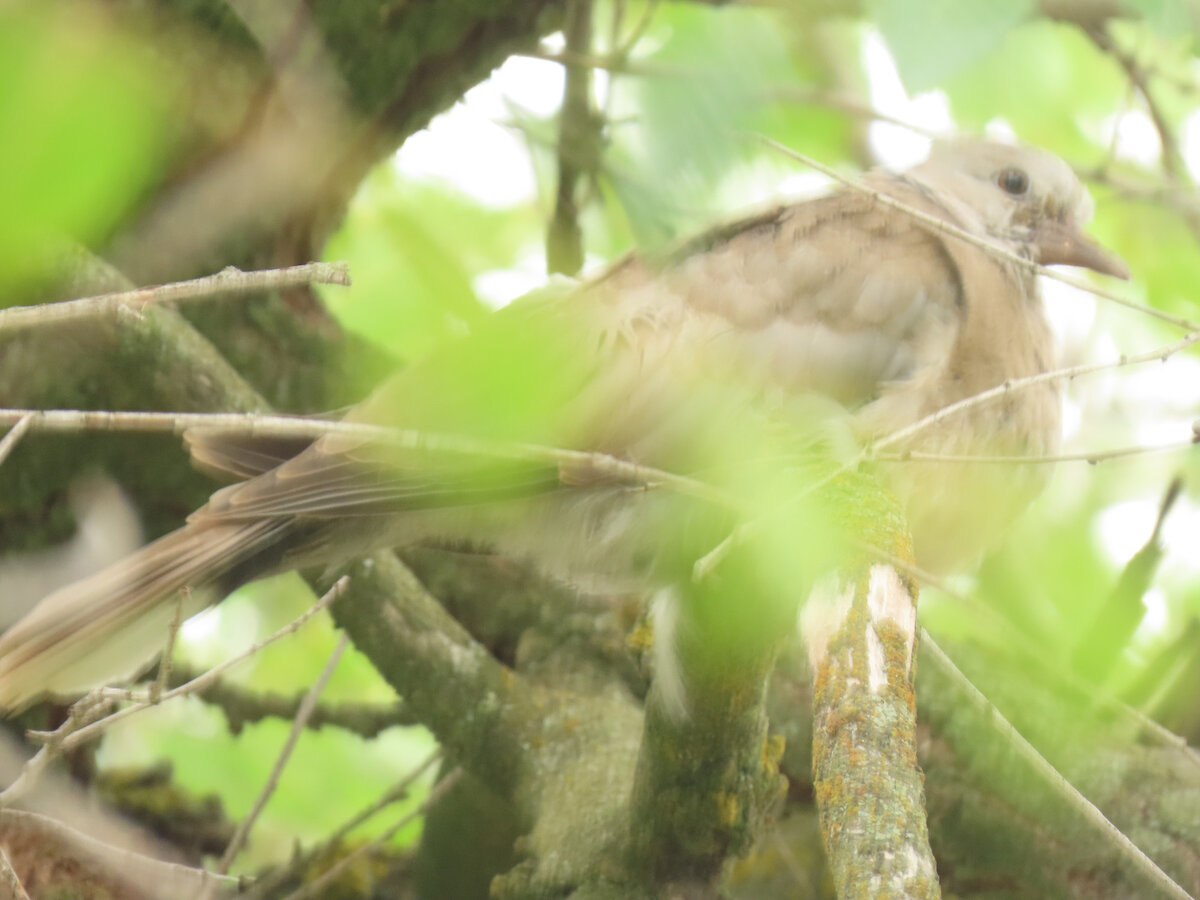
[2,0,1200,897]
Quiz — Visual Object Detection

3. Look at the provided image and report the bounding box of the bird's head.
[909,138,1130,280]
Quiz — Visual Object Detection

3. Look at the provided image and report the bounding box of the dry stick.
[30,578,350,756]
[152,597,187,704]
[248,748,443,898]
[757,134,1199,332]
[314,747,441,853]
[1088,26,1184,179]
[863,538,1200,765]
[769,86,944,139]
[693,322,1200,579]
[875,436,1197,465]
[922,633,1197,900]
[0,408,733,510]
[0,262,351,333]
[281,767,464,900]
[0,694,115,806]
[206,634,351,892]
[0,845,30,900]
[876,327,1200,453]
[0,415,32,468]
[0,808,240,897]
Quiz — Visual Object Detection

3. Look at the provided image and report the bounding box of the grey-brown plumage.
[0,139,1128,710]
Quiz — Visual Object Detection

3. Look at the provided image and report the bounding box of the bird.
[0,138,1128,711]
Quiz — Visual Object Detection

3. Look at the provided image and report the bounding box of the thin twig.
[0,694,114,806]
[0,846,30,900]
[152,597,186,704]
[208,634,350,889]
[0,262,351,333]
[247,748,443,898]
[757,135,1198,332]
[42,578,350,755]
[874,328,1200,453]
[694,327,1200,580]
[1087,26,1185,180]
[768,87,943,139]
[922,633,1196,900]
[0,415,32,468]
[164,663,411,738]
[0,808,241,897]
[281,767,463,900]
[0,408,733,510]
[862,540,1200,765]
[874,436,1196,465]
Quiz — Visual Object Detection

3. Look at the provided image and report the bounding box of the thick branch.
[804,564,939,899]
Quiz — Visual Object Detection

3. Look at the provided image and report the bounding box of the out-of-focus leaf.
[867,0,1034,94]
[605,3,796,245]
[322,168,540,360]
[101,700,436,870]
[1123,0,1197,39]
[0,8,168,293]
[756,104,853,172]
[1091,194,1200,318]
[945,20,1125,159]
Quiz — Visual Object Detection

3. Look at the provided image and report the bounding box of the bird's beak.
[1033,218,1130,280]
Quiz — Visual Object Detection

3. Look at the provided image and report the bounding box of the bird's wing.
[192,175,971,524]
[600,175,969,407]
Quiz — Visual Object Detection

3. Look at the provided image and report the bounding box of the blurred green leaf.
[101,701,435,870]
[605,3,796,245]
[323,167,542,360]
[1124,0,1197,39]
[0,7,168,294]
[867,0,1033,94]
[946,21,1125,159]
[1092,195,1200,317]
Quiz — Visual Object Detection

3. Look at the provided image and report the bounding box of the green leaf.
[1123,0,1196,38]
[1091,194,1200,318]
[322,168,539,361]
[0,8,168,294]
[866,0,1034,94]
[945,20,1125,159]
[605,3,796,246]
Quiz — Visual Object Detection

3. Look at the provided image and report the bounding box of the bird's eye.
[997,167,1030,195]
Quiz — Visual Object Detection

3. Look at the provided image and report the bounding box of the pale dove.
[0,139,1128,710]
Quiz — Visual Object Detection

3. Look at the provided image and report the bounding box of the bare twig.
[0,408,732,509]
[0,846,30,900]
[0,415,32,468]
[0,808,239,896]
[208,634,350,888]
[281,767,464,900]
[0,262,351,333]
[1087,26,1185,180]
[165,663,411,737]
[875,328,1200,453]
[247,748,442,898]
[874,436,1197,465]
[152,597,186,704]
[0,694,114,806]
[768,87,943,139]
[922,633,1196,900]
[695,327,1200,580]
[42,578,350,755]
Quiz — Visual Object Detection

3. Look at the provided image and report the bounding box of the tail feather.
[0,518,289,712]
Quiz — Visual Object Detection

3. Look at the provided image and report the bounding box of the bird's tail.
[0,517,290,712]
